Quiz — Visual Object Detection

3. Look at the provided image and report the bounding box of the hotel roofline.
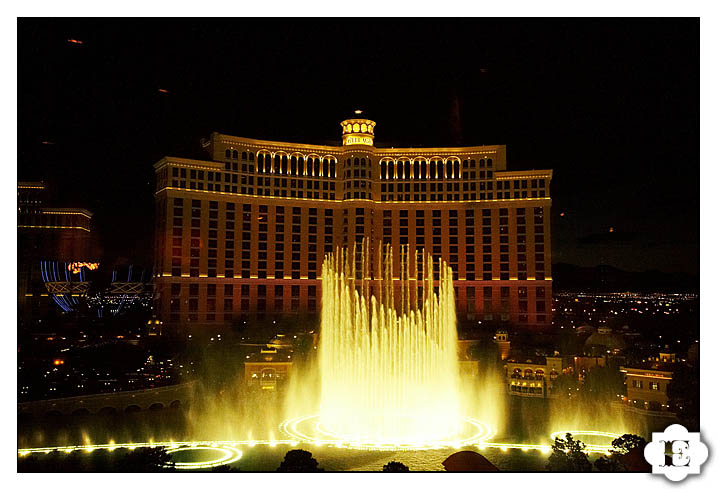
[154,155,552,180]
[211,131,508,156]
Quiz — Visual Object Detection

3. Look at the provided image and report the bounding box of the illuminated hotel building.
[153,114,553,330]
[17,182,96,321]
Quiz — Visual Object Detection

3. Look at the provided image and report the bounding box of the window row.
[256,154,336,178]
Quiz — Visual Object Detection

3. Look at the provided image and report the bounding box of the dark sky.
[18,18,699,275]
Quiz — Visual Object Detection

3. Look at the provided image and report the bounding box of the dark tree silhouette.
[18,447,174,472]
[610,434,647,454]
[276,449,323,472]
[546,433,592,472]
[383,461,409,472]
[595,433,648,472]
[594,454,624,472]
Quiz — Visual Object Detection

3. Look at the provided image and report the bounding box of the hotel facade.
[153,115,553,330]
[18,182,96,322]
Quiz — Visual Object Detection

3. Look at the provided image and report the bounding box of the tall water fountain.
[17,242,636,467]
[318,242,462,445]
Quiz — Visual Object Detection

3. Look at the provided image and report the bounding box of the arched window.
[298,156,304,175]
[454,160,460,178]
[414,161,420,179]
[232,150,238,159]
[249,152,254,162]
[314,159,320,176]
[330,160,335,177]
[242,151,247,161]
[354,157,360,167]
[421,161,427,179]
[487,158,493,167]
[381,161,387,179]
[322,159,328,177]
[388,161,394,179]
[257,154,264,173]
[290,156,297,175]
[274,155,281,174]
[430,160,436,179]
[225,149,231,158]
[397,161,403,179]
[261,368,276,379]
[437,160,444,179]
[281,155,288,174]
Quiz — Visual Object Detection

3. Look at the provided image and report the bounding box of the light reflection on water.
[18,395,677,471]
[220,445,547,471]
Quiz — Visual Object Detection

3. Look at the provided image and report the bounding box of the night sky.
[17,18,699,275]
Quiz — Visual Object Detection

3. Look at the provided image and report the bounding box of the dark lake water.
[18,395,677,471]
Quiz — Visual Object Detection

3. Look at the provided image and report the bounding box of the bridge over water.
[18,382,196,418]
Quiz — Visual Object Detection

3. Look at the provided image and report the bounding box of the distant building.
[86,265,154,318]
[17,182,98,322]
[152,115,553,331]
[146,317,163,336]
[658,346,676,363]
[620,363,674,412]
[244,347,293,390]
[505,356,564,398]
[494,329,511,360]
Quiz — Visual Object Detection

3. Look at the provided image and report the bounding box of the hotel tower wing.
[153,115,553,330]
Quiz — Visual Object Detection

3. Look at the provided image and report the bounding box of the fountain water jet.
[318,242,462,445]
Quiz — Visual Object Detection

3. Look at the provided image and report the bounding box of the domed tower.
[584,326,626,356]
[340,111,376,147]
[339,111,376,200]
[338,111,377,272]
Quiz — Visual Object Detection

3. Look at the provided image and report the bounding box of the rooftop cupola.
[340,110,376,146]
